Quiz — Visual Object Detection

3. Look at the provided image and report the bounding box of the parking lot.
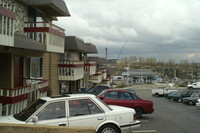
[130,85,200,133]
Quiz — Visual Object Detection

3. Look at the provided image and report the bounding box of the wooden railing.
[84,61,96,75]
[89,72,102,83]
[0,0,16,47]
[25,78,49,100]
[0,86,29,116]
[24,22,65,53]
[58,60,84,81]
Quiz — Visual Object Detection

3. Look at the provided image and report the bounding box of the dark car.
[98,89,154,118]
[166,91,182,101]
[182,93,200,105]
[86,85,110,95]
[179,90,200,102]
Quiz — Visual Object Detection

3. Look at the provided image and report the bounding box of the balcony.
[0,86,29,116]
[99,77,112,87]
[89,72,103,84]
[58,60,84,81]
[25,78,49,99]
[84,61,97,75]
[0,0,16,47]
[24,22,65,53]
[101,70,107,79]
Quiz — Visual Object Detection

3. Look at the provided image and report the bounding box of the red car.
[98,89,154,118]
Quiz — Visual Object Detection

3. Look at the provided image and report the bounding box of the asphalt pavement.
[121,84,200,133]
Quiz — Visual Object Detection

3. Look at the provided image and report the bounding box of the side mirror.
[99,96,105,100]
[31,116,39,123]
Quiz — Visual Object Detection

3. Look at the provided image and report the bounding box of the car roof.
[40,93,96,102]
[103,89,135,93]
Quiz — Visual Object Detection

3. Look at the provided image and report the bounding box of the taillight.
[134,114,137,120]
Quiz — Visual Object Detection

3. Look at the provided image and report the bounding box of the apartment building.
[58,36,99,93]
[0,0,70,116]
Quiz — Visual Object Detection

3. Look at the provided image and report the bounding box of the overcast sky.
[54,0,200,62]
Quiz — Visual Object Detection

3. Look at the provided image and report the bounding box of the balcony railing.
[101,70,107,79]
[89,72,103,83]
[24,22,65,53]
[84,61,96,75]
[99,77,112,87]
[58,60,84,81]
[25,78,49,97]
[0,86,29,116]
[0,0,16,47]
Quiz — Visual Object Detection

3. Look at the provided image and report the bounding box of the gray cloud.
[54,0,200,62]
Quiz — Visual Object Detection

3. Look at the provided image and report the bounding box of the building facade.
[0,0,70,116]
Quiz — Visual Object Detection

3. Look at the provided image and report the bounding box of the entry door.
[14,56,23,87]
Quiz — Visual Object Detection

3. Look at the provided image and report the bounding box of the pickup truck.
[187,82,200,89]
[152,87,177,97]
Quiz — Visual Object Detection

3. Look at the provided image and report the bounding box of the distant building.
[123,69,156,84]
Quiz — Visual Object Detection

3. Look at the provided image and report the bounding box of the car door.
[67,98,105,127]
[27,101,69,126]
[117,91,136,108]
[101,91,118,105]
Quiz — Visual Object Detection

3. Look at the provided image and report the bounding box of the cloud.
[54,0,200,62]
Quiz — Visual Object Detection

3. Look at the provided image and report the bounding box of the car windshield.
[13,99,46,121]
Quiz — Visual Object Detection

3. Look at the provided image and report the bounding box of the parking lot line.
[132,130,156,133]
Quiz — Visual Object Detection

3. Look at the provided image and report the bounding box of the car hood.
[0,115,24,124]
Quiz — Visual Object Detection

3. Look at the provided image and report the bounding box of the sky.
[54,0,200,62]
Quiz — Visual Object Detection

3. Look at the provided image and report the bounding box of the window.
[37,101,65,121]
[26,57,43,78]
[69,99,102,117]
[104,91,118,99]
[119,92,133,100]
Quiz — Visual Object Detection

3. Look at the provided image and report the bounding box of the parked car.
[187,82,200,89]
[166,91,182,101]
[179,90,200,102]
[0,94,140,133]
[86,85,110,95]
[98,89,154,118]
[182,93,200,105]
[196,99,200,107]
[152,87,177,97]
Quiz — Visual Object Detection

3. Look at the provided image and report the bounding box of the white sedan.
[0,94,140,133]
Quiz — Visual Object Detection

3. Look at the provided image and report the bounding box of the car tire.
[154,93,159,97]
[97,124,119,133]
[188,100,194,105]
[134,106,143,118]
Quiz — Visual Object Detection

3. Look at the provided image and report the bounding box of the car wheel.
[154,93,159,97]
[97,124,119,133]
[188,100,194,105]
[134,106,143,118]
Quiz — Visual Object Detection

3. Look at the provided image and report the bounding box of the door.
[101,91,118,105]
[14,56,23,87]
[68,98,105,127]
[31,101,69,126]
[117,91,136,108]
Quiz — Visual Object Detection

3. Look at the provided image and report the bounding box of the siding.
[43,52,59,96]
